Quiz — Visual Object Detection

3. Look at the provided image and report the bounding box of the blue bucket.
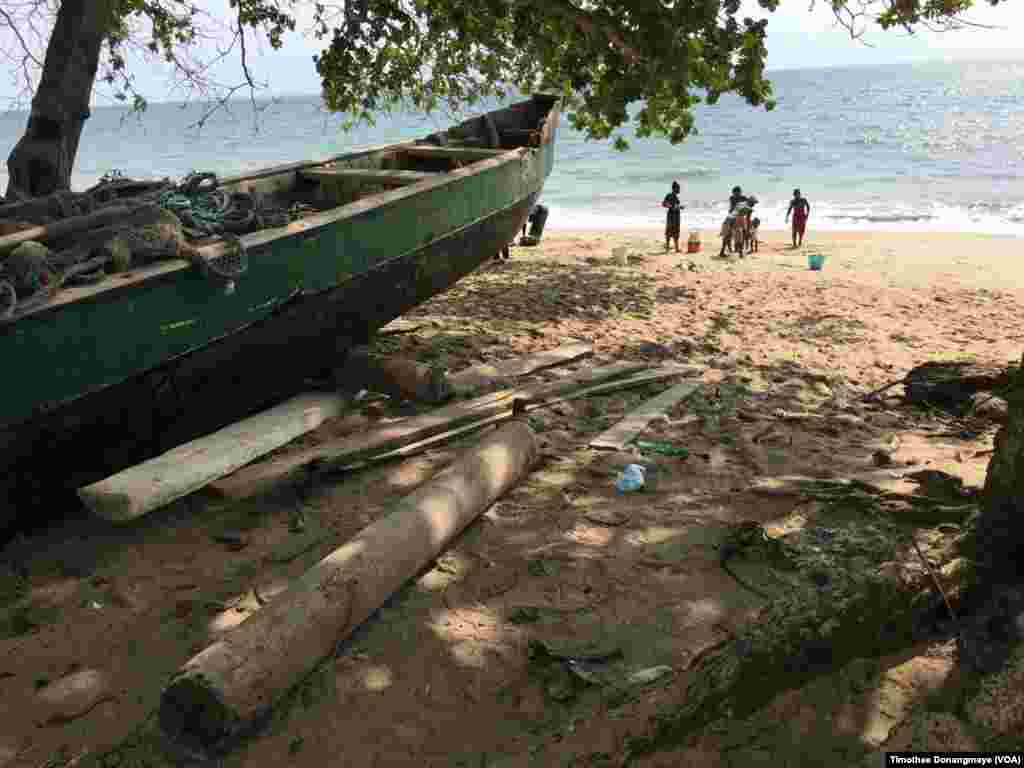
[808,253,826,271]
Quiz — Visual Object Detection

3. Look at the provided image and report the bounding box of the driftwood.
[905,360,1013,405]
[340,349,451,404]
[159,419,539,755]
[866,360,1016,410]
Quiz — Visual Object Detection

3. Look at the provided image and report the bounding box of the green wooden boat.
[0,94,560,534]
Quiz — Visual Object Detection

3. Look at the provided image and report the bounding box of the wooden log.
[337,367,703,473]
[448,341,593,394]
[158,419,539,755]
[208,365,693,500]
[0,202,161,254]
[589,381,700,450]
[77,392,350,522]
[340,348,451,403]
[208,362,648,497]
[295,363,657,470]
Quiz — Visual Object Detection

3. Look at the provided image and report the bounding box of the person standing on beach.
[728,186,748,213]
[786,188,811,248]
[663,181,684,253]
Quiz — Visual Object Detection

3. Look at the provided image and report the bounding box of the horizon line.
[2,54,1021,114]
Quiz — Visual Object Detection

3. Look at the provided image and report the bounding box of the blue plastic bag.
[615,464,647,493]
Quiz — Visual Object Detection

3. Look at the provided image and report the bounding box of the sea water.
[1,59,1022,235]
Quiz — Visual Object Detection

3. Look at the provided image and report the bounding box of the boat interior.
[0,95,558,321]
[216,95,558,220]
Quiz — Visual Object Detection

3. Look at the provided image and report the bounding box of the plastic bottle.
[615,464,647,493]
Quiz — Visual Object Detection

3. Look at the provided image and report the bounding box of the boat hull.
[0,190,538,533]
[0,96,558,535]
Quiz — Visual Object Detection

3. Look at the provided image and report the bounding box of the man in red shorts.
[785,188,811,248]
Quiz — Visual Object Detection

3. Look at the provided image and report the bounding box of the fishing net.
[110,208,189,267]
[199,233,248,281]
[156,172,291,237]
[0,280,16,320]
[3,241,55,297]
[0,169,302,316]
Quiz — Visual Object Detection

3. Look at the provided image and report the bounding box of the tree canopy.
[0,0,1001,197]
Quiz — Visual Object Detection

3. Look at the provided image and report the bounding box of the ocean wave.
[617,168,719,183]
[825,213,936,223]
[543,199,1024,236]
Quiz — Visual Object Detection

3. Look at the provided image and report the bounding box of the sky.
[0,0,1021,107]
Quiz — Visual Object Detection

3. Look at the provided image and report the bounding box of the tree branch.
[516,0,641,64]
[0,5,43,68]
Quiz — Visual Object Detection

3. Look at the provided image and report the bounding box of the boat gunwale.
[3,98,558,323]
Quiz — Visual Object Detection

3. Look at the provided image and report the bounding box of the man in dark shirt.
[786,188,811,248]
[729,186,748,212]
[663,181,684,253]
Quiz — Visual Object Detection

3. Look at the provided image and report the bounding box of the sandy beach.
[1,228,1020,767]
[415,228,1024,396]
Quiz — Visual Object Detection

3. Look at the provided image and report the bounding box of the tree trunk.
[4,0,113,201]
[979,351,1024,577]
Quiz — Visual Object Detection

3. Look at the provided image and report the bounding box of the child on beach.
[662,181,684,253]
[786,189,811,248]
[719,187,753,257]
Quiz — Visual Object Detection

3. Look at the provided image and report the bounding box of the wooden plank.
[448,341,594,394]
[299,168,441,186]
[402,145,510,161]
[0,202,161,254]
[589,381,700,451]
[377,319,425,336]
[77,392,350,522]
[208,362,649,498]
[336,367,703,473]
[302,362,658,473]
[217,141,417,186]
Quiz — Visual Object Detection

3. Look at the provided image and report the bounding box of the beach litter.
[634,439,690,458]
[808,252,827,271]
[614,464,646,493]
